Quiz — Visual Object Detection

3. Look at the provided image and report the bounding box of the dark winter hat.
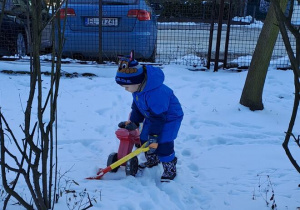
[115,51,144,85]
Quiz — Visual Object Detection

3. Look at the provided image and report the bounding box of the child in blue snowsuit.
[115,52,184,181]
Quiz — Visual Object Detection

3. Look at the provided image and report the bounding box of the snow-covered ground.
[0,56,300,209]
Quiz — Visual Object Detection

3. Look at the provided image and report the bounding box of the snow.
[158,16,265,29]
[0,56,300,210]
[232,16,264,28]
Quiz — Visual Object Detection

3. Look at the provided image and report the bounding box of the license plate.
[85,18,118,26]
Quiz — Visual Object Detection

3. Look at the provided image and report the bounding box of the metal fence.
[0,0,299,69]
[155,0,299,70]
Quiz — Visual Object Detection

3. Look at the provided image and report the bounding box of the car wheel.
[16,32,26,58]
[147,43,157,63]
[148,49,156,63]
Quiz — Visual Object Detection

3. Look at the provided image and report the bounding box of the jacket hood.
[141,65,164,92]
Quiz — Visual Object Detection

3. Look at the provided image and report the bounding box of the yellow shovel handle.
[110,142,149,170]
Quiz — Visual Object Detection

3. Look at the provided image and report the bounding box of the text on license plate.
[85,18,118,26]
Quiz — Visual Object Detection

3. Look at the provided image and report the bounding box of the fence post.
[207,0,217,69]
[224,0,233,69]
[214,0,225,72]
[98,0,103,64]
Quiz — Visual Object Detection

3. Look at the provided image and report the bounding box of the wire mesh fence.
[156,0,299,69]
[0,0,299,69]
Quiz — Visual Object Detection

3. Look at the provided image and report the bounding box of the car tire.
[16,32,26,58]
[148,48,156,63]
[147,42,157,62]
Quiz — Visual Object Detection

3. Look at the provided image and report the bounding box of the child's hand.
[147,135,158,154]
[118,121,138,131]
[118,121,127,128]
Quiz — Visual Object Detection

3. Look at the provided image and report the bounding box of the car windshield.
[70,0,138,5]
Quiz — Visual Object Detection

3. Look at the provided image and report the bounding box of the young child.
[115,52,184,182]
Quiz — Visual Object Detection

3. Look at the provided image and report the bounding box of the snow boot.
[139,153,160,169]
[161,157,177,182]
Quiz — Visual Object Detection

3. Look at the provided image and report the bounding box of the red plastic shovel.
[86,143,149,180]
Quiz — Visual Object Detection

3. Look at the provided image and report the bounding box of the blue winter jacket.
[129,65,184,143]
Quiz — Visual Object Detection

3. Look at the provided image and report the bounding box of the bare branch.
[40,0,68,32]
[0,112,34,210]
[81,193,94,210]
[272,0,300,174]
[0,113,25,154]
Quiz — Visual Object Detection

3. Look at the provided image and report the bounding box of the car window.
[1,0,28,11]
[70,0,138,5]
[1,0,47,14]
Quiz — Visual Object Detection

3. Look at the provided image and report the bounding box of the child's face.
[121,84,140,93]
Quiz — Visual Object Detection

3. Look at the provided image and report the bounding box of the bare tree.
[239,0,288,111]
[272,0,300,173]
[0,0,65,209]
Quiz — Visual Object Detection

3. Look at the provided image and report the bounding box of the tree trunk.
[240,0,288,111]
